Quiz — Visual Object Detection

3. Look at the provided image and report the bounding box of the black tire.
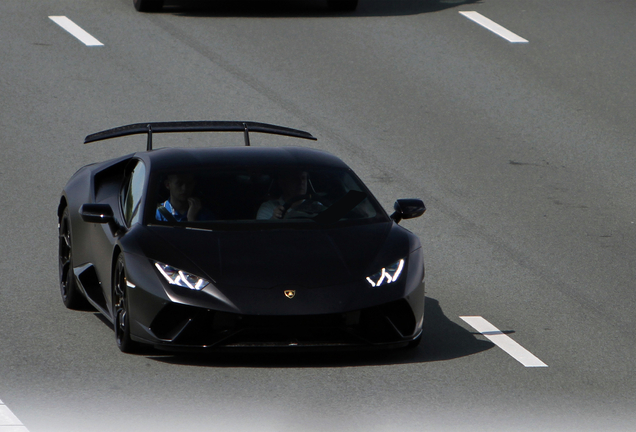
[133,0,164,12]
[112,255,142,353]
[59,207,91,310]
[327,0,358,12]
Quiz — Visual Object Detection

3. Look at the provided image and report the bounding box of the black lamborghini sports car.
[58,121,426,353]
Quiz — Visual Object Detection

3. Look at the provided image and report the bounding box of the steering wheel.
[280,194,311,218]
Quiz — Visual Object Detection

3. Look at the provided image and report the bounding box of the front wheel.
[327,0,358,12]
[133,0,164,12]
[112,255,142,353]
[59,207,91,310]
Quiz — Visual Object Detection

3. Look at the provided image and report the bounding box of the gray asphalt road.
[1,0,635,430]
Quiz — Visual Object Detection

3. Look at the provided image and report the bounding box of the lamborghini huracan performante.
[58,121,426,353]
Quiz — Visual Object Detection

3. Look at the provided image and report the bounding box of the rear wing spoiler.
[84,121,317,150]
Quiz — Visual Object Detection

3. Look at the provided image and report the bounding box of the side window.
[122,160,146,226]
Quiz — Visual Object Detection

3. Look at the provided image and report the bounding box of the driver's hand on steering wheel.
[271,205,285,219]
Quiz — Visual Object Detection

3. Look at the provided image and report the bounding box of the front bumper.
[123,249,425,351]
[132,297,423,351]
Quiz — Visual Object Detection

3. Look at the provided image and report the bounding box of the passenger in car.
[156,174,214,222]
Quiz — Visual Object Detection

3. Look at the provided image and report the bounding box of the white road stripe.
[459,11,528,43]
[460,316,547,367]
[0,399,29,431]
[49,16,104,46]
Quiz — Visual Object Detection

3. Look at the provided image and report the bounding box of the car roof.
[137,146,351,173]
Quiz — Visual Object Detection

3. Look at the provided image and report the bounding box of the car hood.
[144,222,401,289]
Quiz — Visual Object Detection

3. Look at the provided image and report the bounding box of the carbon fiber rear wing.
[84,121,317,150]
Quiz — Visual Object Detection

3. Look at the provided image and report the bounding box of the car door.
[95,158,147,315]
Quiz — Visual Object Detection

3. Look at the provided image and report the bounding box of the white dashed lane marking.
[49,16,103,46]
[460,11,528,43]
[0,399,29,431]
[460,316,548,367]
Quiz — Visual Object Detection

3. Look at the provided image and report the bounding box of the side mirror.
[390,199,426,223]
[80,203,114,224]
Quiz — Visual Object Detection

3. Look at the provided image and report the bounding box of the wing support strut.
[146,124,153,151]
[243,123,250,147]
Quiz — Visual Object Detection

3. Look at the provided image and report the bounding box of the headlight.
[154,262,210,291]
[366,259,405,287]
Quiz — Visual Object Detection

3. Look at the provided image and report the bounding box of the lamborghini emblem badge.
[284,290,296,299]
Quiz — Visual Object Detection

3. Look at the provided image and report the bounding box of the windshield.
[147,166,387,228]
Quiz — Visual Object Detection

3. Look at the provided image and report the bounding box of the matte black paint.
[59,123,426,351]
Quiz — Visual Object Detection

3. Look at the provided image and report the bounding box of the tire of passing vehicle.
[406,333,422,349]
[133,0,164,12]
[327,0,358,12]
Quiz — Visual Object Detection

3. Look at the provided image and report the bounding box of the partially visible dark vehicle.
[59,121,425,353]
[133,0,359,13]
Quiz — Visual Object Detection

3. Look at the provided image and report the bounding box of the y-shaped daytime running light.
[154,262,210,291]
[366,259,405,287]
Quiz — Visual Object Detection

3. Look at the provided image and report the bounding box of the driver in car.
[257,170,322,220]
